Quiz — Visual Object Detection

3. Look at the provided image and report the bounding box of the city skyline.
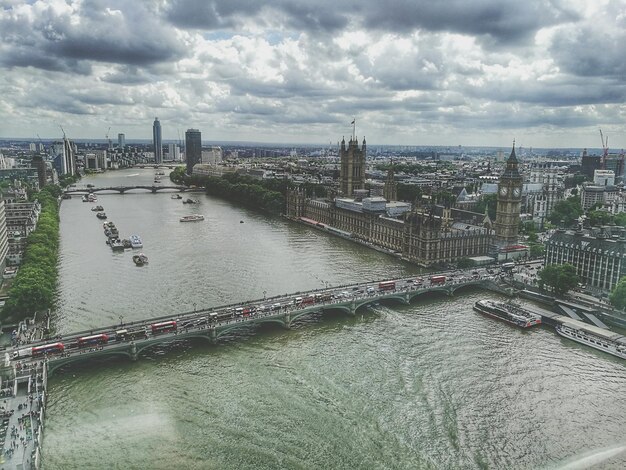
[0,1,624,149]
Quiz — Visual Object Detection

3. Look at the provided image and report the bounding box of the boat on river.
[129,235,143,248]
[96,212,107,220]
[182,198,199,204]
[473,300,541,328]
[180,215,204,222]
[91,206,104,211]
[171,194,182,199]
[133,253,149,266]
[556,318,626,360]
[110,239,125,251]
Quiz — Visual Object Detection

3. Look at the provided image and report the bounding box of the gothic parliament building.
[287,138,522,266]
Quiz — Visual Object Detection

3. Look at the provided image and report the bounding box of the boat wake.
[551,444,626,469]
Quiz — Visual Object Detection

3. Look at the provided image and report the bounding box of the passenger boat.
[129,235,143,248]
[91,206,104,212]
[110,239,125,251]
[96,212,107,219]
[182,198,199,204]
[122,239,132,249]
[556,318,626,360]
[88,194,97,202]
[180,215,204,222]
[133,253,149,266]
[82,195,88,202]
[171,194,182,199]
[473,300,541,328]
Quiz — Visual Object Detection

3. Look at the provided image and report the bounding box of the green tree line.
[1,185,63,322]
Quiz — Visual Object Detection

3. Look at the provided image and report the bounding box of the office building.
[50,137,76,176]
[32,155,47,188]
[118,133,125,150]
[153,118,163,164]
[185,129,202,175]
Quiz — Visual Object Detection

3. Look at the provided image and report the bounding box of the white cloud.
[0,0,624,148]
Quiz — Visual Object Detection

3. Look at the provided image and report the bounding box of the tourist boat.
[133,253,149,266]
[129,235,143,248]
[82,195,88,202]
[110,239,125,251]
[171,194,182,199]
[88,194,97,202]
[180,215,204,222]
[91,205,104,212]
[473,300,542,328]
[154,178,161,183]
[556,319,626,360]
[122,239,132,249]
[182,198,199,204]
[96,212,107,220]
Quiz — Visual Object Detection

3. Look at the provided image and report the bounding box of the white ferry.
[180,215,204,222]
[556,317,626,360]
[129,235,143,248]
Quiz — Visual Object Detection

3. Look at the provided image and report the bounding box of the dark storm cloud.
[0,0,185,72]
[164,0,577,44]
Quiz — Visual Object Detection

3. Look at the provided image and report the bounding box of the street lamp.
[119,315,124,327]
[263,290,267,300]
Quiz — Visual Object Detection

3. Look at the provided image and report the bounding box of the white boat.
[129,235,143,248]
[556,320,626,360]
[88,194,97,202]
[180,215,204,222]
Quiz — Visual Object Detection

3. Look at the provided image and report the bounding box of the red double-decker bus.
[77,334,109,347]
[430,275,446,285]
[32,343,65,357]
[151,321,177,335]
[378,281,396,291]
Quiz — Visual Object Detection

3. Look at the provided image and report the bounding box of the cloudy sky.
[1,0,624,148]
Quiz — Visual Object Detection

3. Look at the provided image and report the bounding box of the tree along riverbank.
[1,185,65,324]
[170,168,287,214]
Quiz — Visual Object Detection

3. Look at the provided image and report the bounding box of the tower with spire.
[383,161,397,201]
[339,135,366,197]
[494,141,523,246]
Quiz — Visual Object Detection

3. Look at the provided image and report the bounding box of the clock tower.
[494,142,523,246]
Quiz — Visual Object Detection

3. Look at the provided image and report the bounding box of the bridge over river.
[63,185,204,194]
[2,274,511,376]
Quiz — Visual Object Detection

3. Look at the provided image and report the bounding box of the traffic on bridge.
[3,267,510,374]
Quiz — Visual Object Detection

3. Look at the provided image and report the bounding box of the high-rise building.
[339,136,366,196]
[0,200,8,271]
[168,143,180,161]
[32,155,47,188]
[29,143,36,152]
[118,133,125,150]
[153,118,163,164]
[494,143,523,246]
[185,129,202,174]
[51,137,76,176]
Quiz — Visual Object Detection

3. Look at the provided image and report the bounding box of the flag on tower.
[351,119,355,125]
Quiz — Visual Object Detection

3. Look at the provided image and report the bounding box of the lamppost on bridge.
[263,290,267,300]
[193,302,197,312]
[119,315,124,327]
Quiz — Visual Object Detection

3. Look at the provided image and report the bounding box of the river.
[42,169,626,469]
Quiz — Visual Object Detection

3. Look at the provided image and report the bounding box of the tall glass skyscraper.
[185,128,202,175]
[153,118,163,164]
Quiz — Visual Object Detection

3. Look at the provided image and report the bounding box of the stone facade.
[286,190,493,267]
[545,226,626,292]
[339,137,366,197]
[495,144,523,246]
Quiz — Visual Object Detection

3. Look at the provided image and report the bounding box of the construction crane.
[106,126,112,149]
[36,134,45,152]
[59,124,66,139]
[599,129,609,169]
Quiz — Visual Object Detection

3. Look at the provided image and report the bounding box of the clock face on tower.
[513,188,521,197]
[500,187,508,196]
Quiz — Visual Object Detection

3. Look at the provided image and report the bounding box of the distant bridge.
[2,275,513,375]
[64,185,204,194]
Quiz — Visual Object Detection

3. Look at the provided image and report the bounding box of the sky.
[0,0,625,149]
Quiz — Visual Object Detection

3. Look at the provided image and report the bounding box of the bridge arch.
[48,350,133,376]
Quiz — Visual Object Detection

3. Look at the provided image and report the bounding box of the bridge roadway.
[3,273,511,375]
[64,185,204,194]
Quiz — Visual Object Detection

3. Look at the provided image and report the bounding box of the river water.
[42,169,626,469]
